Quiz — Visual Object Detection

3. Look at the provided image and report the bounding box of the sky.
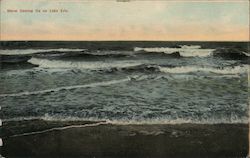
[0,0,249,41]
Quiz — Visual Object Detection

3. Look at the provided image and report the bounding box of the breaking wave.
[28,57,142,69]
[134,45,214,57]
[159,65,248,75]
[180,45,201,49]
[0,48,84,55]
[33,51,133,59]
[4,115,248,125]
[112,65,248,75]
[27,57,248,75]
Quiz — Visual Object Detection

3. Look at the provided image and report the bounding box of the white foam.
[134,47,214,57]
[9,122,109,137]
[105,116,249,124]
[2,67,77,77]
[242,51,250,57]
[0,78,131,97]
[3,117,41,122]
[0,48,84,55]
[180,45,201,49]
[159,65,248,75]
[3,116,248,125]
[28,57,142,69]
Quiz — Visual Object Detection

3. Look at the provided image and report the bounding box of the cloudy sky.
[0,0,249,41]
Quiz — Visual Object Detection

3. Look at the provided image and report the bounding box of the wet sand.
[0,120,248,158]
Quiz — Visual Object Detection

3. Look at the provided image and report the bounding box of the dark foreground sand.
[0,120,248,158]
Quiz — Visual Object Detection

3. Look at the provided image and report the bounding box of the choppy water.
[0,44,249,124]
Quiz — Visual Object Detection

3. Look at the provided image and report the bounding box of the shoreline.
[1,119,248,158]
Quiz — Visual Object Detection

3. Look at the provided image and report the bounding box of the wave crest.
[28,57,142,69]
[0,48,85,55]
[27,57,247,75]
[134,46,214,57]
[159,65,248,75]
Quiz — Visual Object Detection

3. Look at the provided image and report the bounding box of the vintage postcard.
[0,0,249,157]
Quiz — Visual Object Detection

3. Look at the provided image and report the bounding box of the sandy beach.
[1,120,248,158]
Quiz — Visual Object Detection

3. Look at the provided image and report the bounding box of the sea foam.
[0,77,132,97]
[134,45,214,57]
[0,48,84,55]
[159,65,248,75]
[28,57,142,69]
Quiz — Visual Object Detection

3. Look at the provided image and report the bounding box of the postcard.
[0,0,249,157]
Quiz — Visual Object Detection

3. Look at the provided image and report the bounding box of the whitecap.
[0,48,84,55]
[159,65,248,75]
[134,47,214,57]
[28,57,142,69]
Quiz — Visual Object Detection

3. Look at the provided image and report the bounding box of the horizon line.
[1,40,249,42]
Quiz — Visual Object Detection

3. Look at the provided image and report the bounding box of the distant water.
[0,43,249,124]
